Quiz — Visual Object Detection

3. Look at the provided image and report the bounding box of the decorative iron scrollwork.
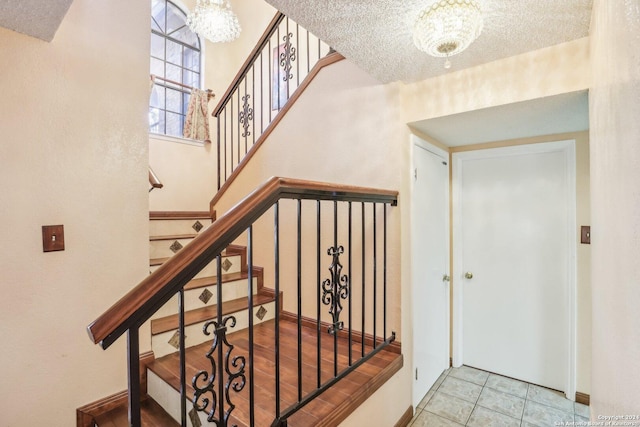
[239,94,254,138]
[192,316,246,426]
[279,33,297,82]
[322,245,349,334]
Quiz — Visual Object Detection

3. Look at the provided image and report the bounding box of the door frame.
[410,134,451,407]
[452,139,577,399]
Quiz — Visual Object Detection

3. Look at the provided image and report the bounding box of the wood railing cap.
[87,177,397,349]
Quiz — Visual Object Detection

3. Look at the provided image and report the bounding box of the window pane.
[166,88,182,113]
[166,2,186,34]
[183,47,200,72]
[183,92,190,116]
[150,85,165,109]
[166,112,183,137]
[166,63,181,81]
[150,57,165,77]
[151,0,166,32]
[149,108,165,134]
[172,26,199,48]
[166,39,182,66]
[150,33,165,59]
[184,70,199,88]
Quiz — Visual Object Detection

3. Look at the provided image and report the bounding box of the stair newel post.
[127,327,141,427]
[178,288,187,427]
[247,225,255,426]
[274,202,281,419]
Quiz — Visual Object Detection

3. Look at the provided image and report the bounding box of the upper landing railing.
[211,12,335,193]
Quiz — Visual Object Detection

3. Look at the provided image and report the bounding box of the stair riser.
[150,254,243,278]
[150,237,198,259]
[152,301,276,358]
[151,277,259,319]
[148,370,210,426]
[149,218,211,236]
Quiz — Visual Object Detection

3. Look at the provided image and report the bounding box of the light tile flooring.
[411,366,590,427]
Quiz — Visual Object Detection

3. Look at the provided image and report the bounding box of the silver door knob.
[442,274,450,282]
[465,272,474,279]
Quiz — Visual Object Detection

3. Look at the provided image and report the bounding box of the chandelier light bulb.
[187,0,241,43]
[413,0,483,63]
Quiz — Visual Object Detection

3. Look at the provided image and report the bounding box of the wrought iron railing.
[212,13,332,191]
[87,178,397,427]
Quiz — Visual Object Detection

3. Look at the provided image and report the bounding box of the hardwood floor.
[93,397,179,427]
[148,317,403,427]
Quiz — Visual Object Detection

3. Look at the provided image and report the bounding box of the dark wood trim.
[576,391,590,406]
[76,351,154,427]
[212,12,285,117]
[280,311,402,354]
[89,177,397,349]
[394,406,414,427]
[209,52,346,212]
[149,211,212,220]
[148,167,163,190]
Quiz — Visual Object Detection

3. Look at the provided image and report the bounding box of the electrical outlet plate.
[42,225,65,252]
[581,225,591,244]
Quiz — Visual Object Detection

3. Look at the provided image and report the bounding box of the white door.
[411,136,450,407]
[453,140,576,397]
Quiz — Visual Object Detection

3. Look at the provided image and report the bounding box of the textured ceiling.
[410,90,589,146]
[265,0,593,83]
[0,0,73,42]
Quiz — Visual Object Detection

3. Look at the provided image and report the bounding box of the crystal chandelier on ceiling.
[413,0,484,69]
[187,0,241,43]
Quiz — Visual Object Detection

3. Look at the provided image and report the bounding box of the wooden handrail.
[212,12,285,117]
[88,177,397,350]
[148,166,163,190]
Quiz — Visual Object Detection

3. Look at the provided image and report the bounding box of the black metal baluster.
[216,255,224,427]
[269,38,272,123]
[333,200,339,377]
[316,200,321,389]
[384,203,387,340]
[217,118,221,190]
[237,90,240,168]
[252,65,255,147]
[373,203,377,349]
[244,77,248,154]
[297,198,302,403]
[127,327,141,427]
[179,289,187,426]
[274,202,281,419]
[224,108,228,181]
[348,201,352,366]
[248,226,255,427]
[361,202,366,358]
[230,98,234,173]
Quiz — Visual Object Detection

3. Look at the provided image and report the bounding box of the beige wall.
[402,37,590,123]
[589,0,640,416]
[0,1,150,425]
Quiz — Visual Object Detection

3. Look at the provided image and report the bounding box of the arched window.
[149,0,202,137]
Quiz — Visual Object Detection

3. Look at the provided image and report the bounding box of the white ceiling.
[0,0,73,42]
[265,0,593,84]
[410,90,589,147]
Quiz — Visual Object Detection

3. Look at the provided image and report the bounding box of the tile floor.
[410,366,590,426]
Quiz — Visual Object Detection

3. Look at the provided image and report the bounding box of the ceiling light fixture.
[413,0,484,69]
[187,0,241,43]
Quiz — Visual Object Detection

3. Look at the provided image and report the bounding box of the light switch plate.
[42,225,65,252]
[580,225,591,244]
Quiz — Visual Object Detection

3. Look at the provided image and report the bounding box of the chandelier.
[187,0,241,43]
[413,0,483,68]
